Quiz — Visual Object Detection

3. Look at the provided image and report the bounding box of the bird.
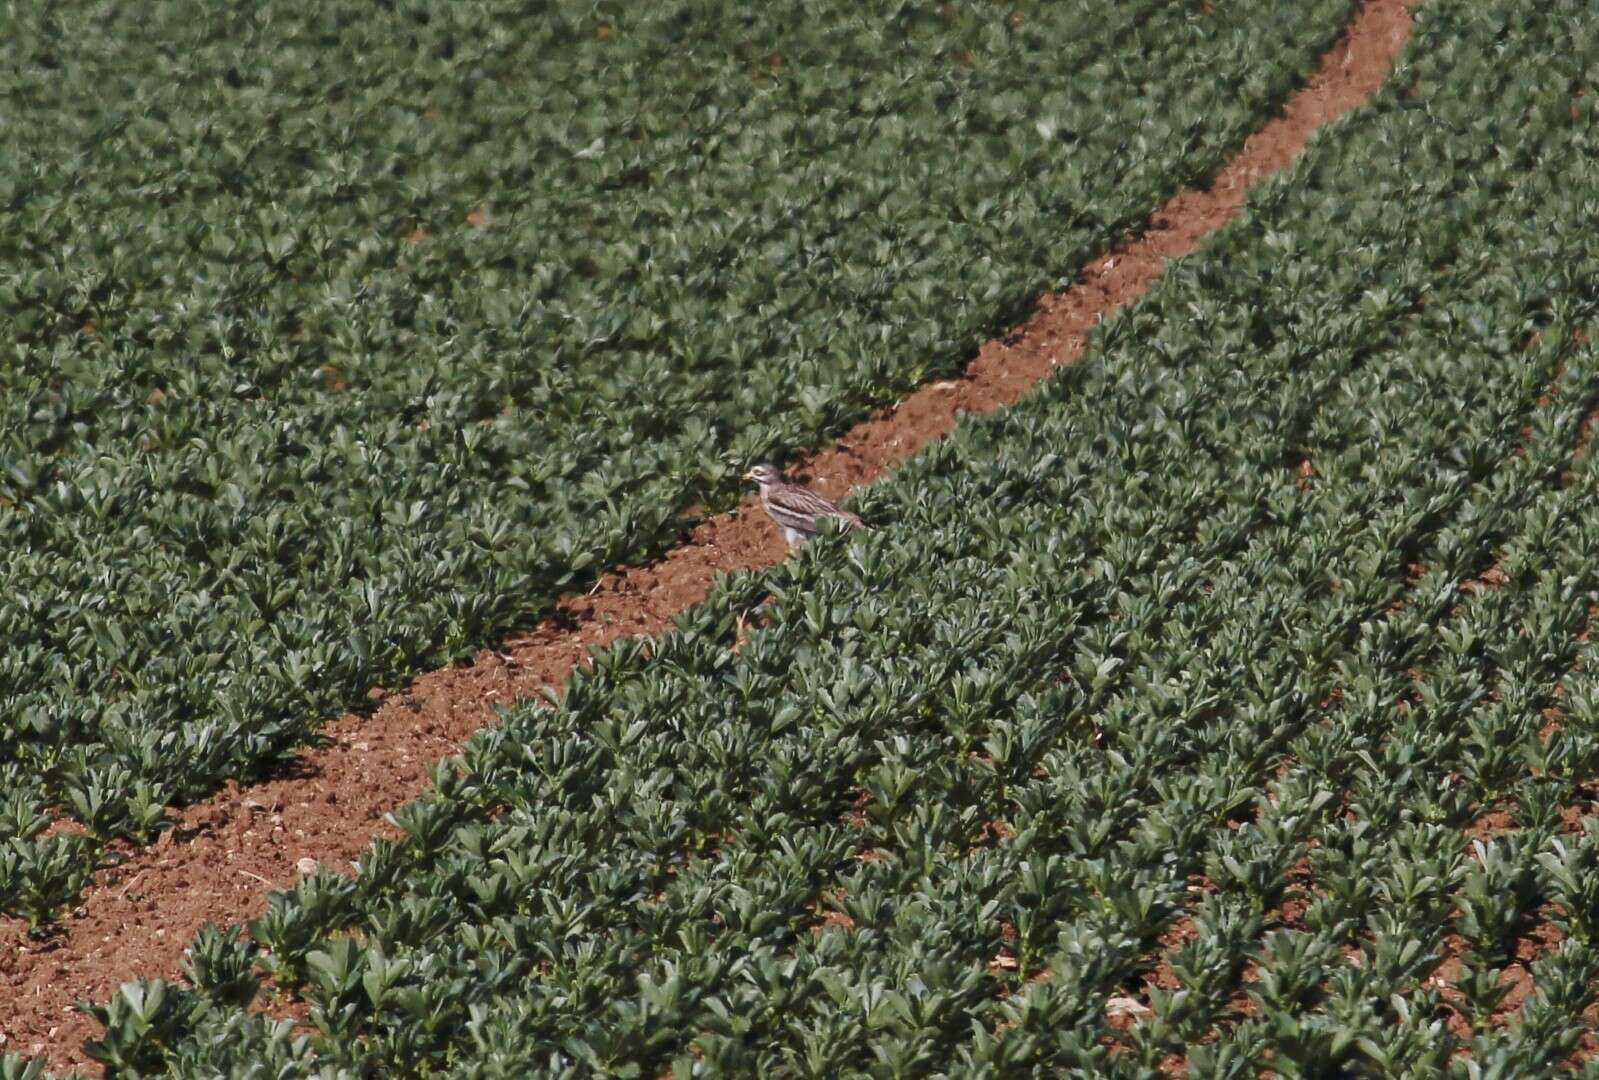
[743,464,866,547]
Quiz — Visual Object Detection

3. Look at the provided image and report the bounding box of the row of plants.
[24,1,1599,1074]
[0,0,1361,918]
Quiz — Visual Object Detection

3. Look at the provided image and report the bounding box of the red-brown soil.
[0,1,1415,1070]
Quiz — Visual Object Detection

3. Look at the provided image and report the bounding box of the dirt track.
[0,1,1414,1068]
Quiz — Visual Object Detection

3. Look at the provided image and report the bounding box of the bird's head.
[743,464,782,488]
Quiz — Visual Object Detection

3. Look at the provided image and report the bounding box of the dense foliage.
[0,0,1356,922]
[47,0,1599,1074]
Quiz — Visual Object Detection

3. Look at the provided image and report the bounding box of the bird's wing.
[766,484,864,532]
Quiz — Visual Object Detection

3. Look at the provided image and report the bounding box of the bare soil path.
[0,1,1413,1069]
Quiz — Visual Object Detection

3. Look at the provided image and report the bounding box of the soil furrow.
[0,0,1413,1069]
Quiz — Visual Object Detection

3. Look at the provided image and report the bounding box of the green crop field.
[28,0,1599,1076]
[0,0,1357,926]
